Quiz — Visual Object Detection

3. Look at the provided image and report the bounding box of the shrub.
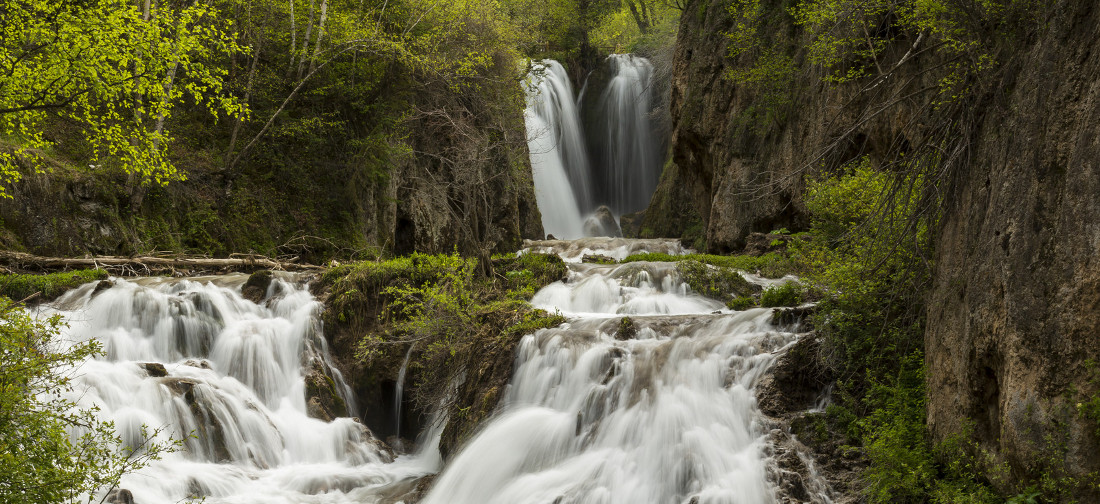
[760,282,802,307]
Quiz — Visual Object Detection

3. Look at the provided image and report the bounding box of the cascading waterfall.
[524,55,664,238]
[587,54,662,215]
[420,238,830,504]
[525,60,592,239]
[47,274,439,504]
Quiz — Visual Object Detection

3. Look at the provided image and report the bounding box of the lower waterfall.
[48,239,826,503]
[46,274,440,504]
[420,239,826,503]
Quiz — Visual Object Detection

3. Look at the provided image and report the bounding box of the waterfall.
[394,343,415,443]
[420,238,830,504]
[525,55,664,238]
[47,275,439,504]
[588,54,662,215]
[525,60,591,239]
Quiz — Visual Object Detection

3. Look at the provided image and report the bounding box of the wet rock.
[305,362,347,421]
[757,334,831,417]
[618,210,644,238]
[241,270,272,304]
[183,359,212,370]
[106,488,135,504]
[138,362,168,377]
[770,306,816,330]
[91,280,114,297]
[583,206,622,238]
[581,254,615,264]
[546,233,557,240]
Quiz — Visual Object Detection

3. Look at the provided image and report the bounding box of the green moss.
[616,316,638,339]
[0,269,109,302]
[677,260,757,302]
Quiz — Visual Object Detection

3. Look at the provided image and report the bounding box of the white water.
[590,54,661,215]
[420,240,823,504]
[46,274,439,504]
[525,55,663,237]
[525,60,591,239]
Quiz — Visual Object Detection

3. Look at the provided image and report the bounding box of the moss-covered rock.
[676,259,759,302]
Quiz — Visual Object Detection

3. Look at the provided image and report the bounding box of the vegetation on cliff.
[318,251,566,453]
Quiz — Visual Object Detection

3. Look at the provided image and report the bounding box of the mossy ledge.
[313,251,567,457]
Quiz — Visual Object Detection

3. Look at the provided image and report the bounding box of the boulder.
[241,270,272,304]
[583,206,622,238]
[138,362,168,377]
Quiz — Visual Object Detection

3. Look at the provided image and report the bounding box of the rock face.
[665,0,1100,497]
[925,5,1100,497]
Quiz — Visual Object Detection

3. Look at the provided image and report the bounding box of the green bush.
[0,297,177,502]
[726,295,757,311]
[760,282,802,307]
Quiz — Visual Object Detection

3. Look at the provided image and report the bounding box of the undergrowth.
[0,269,108,303]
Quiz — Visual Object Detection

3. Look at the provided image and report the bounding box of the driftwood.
[0,251,325,277]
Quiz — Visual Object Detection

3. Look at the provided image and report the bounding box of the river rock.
[91,280,114,297]
[241,270,272,304]
[305,362,347,421]
[583,206,622,238]
[138,362,168,377]
[106,488,135,504]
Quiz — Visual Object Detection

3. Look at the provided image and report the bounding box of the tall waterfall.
[47,275,440,504]
[586,54,662,215]
[525,55,664,238]
[525,60,591,239]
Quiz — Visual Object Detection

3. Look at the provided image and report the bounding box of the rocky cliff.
[660,0,1100,498]
[925,4,1100,497]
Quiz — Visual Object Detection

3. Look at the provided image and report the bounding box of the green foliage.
[0,298,177,502]
[726,295,757,310]
[326,252,566,408]
[0,0,245,193]
[723,0,797,130]
[760,281,802,307]
[0,270,108,303]
[790,158,1012,502]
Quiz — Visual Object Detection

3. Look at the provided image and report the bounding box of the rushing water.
[420,238,825,504]
[584,54,662,215]
[47,274,440,504]
[48,238,824,503]
[524,55,663,238]
[525,60,591,239]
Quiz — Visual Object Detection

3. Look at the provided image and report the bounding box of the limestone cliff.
[661,0,1100,497]
[925,4,1100,497]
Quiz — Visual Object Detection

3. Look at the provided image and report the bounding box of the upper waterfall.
[524,55,665,239]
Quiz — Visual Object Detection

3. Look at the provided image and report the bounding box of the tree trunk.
[308,0,328,74]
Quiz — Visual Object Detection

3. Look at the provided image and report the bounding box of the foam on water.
[45,274,438,504]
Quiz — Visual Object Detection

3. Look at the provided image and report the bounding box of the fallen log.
[0,251,325,276]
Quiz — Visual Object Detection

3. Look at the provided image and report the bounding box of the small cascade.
[47,274,440,504]
[421,239,831,504]
[394,344,415,443]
